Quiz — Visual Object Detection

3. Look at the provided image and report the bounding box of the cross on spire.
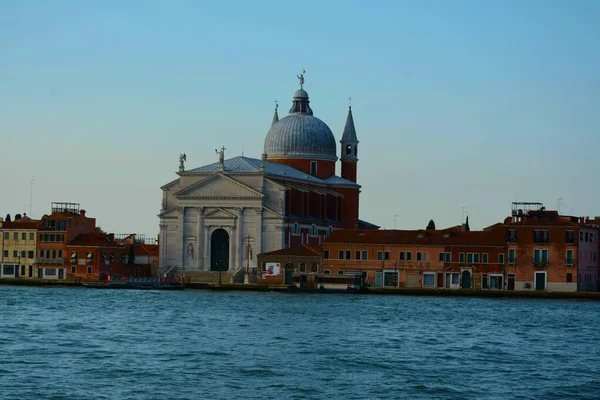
[349,96,352,108]
[274,99,279,109]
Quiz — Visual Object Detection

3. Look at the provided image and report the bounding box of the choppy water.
[0,287,599,400]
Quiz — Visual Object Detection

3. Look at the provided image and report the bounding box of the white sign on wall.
[265,262,281,276]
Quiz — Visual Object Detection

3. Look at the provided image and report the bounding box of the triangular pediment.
[262,206,284,219]
[205,208,237,219]
[174,173,264,199]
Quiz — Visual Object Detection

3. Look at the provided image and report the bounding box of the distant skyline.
[1,1,599,236]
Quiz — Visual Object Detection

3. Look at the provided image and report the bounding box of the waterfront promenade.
[2,278,600,300]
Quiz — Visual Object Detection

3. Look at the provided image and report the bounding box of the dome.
[264,86,338,161]
[264,114,337,161]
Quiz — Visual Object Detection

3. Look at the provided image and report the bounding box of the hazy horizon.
[2,1,599,237]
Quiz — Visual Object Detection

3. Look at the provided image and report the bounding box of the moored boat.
[84,276,183,290]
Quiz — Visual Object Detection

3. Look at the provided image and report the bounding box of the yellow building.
[1,215,39,279]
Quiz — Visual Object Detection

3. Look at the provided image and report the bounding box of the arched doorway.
[210,229,230,271]
[461,270,472,289]
[284,263,294,285]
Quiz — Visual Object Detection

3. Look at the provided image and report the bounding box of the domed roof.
[265,114,337,161]
[264,87,338,161]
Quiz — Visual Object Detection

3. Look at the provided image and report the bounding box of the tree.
[464,216,470,232]
[5,214,11,222]
[426,219,436,230]
[95,226,105,234]
[128,246,135,264]
[14,214,22,220]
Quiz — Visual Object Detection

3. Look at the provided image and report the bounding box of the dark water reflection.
[1,287,599,399]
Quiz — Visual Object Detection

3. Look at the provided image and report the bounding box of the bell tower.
[340,104,358,183]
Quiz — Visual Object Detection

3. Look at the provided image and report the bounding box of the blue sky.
[1,0,599,236]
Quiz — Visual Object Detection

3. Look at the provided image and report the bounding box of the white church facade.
[158,75,375,274]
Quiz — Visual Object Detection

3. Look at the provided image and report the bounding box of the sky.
[1,0,599,236]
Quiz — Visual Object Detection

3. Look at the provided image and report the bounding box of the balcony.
[533,261,548,267]
[36,258,65,265]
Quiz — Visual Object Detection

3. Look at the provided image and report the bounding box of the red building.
[36,202,96,279]
[66,232,150,281]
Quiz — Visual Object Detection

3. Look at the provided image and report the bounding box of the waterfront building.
[505,202,598,292]
[114,234,160,277]
[66,232,150,281]
[257,244,323,285]
[36,202,97,280]
[158,76,377,276]
[0,215,39,279]
[256,203,599,292]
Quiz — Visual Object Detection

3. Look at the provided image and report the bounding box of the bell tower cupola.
[340,103,359,183]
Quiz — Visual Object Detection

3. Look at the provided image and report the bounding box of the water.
[0,287,599,400]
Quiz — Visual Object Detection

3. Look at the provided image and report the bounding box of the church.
[158,74,377,274]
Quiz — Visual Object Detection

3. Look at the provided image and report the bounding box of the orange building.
[36,202,96,279]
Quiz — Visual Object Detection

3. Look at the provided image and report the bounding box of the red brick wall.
[268,158,335,179]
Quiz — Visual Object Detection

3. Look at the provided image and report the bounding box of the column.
[196,207,203,270]
[203,225,210,271]
[236,207,244,270]
[254,208,262,268]
[178,207,184,269]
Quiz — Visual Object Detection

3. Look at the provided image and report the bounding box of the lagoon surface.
[0,287,599,400]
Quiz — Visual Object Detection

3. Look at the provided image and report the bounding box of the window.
[21,251,26,258]
[28,251,34,259]
[87,266,92,274]
[533,230,549,244]
[50,234,55,242]
[399,252,405,261]
[13,250,18,258]
[13,232,18,240]
[310,264,318,273]
[362,251,368,260]
[355,251,361,260]
[22,232,26,240]
[591,233,596,243]
[534,249,549,265]
[482,253,488,264]
[423,251,429,262]
[508,249,516,264]
[299,263,306,272]
[580,231,584,242]
[346,144,352,156]
[309,224,318,237]
[3,232,8,240]
[452,274,459,285]
[3,265,15,276]
[3,250,7,258]
[71,266,76,274]
[52,250,56,259]
[482,274,489,289]
[459,253,465,263]
[291,223,300,236]
[86,252,93,261]
[46,269,57,276]
[417,252,422,262]
[498,254,505,265]
[438,252,445,262]
[29,232,34,240]
[423,273,435,287]
[324,250,330,259]
[310,161,317,175]
[585,232,589,242]
[338,250,345,259]
[354,146,358,157]
[58,250,63,258]
[474,253,480,263]
[566,273,572,283]
[406,252,412,261]
[508,230,517,242]
[40,249,45,258]
[566,231,574,244]
[323,270,331,275]
[445,252,451,262]
[566,250,573,265]
[345,250,351,260]
[377,251,390,261]
[467,253,474,263]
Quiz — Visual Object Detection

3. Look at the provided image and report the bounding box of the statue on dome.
[297,69,306,89]
[215,146,226,164]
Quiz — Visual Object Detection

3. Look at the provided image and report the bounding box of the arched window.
[291,223,301,236]
[309,224,318,237]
